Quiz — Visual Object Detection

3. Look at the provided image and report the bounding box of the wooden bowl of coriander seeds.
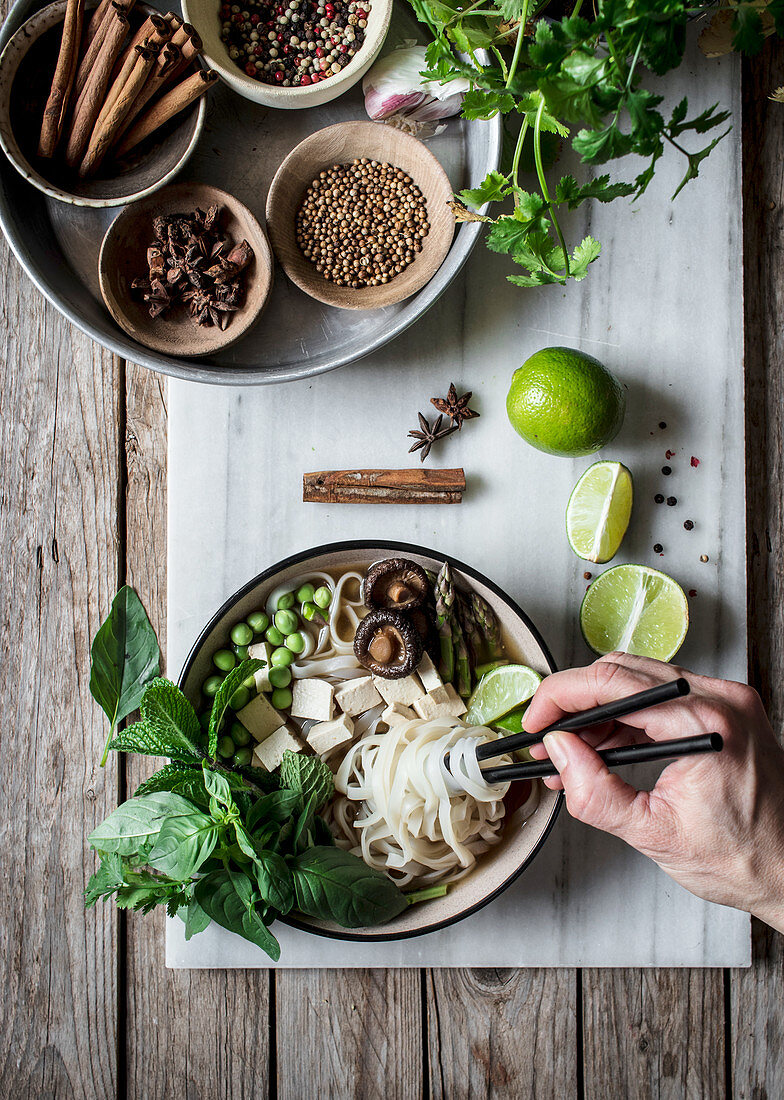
[265,121,455,310]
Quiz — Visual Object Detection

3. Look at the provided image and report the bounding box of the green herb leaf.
[133,762,206,799]
[290,846,408,929]
[671,128,732,199]
[458,169,511,209]
[90,586,160,766]
[195,870,281,961]
[202,763,236,811]
[85,851,126,907]
[182,895,211,940]
[568,236,602,281]
[279,751,334,811]
[253,849,295,914]
[88,792,196,856]
[247,788,303,832]
[461,87,515,121]
[124,679,202,760]
[147,810,218,880]
[208,659,263,758]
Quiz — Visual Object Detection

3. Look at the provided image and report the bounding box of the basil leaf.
[253,850,295,914]
[202,764,235,811]
[90,586,160,767]
[291,791,317,853]
[312,814,336,847]
[182,896,211,941]
[88,792,196,856]
[195,870,281,961]
[279,751,334,811]
[147,811,218,880]
[247,789,303,832]
[208,659,263,758]
[290,847,408,929]
[233,821,258,861]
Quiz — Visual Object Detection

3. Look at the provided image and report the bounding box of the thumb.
[543,731,649,842]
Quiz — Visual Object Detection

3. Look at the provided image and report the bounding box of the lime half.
[566,461,633,563]
[465,664,543,726]
[580,564,689,660]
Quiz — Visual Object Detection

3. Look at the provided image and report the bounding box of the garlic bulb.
[363,45,469,125]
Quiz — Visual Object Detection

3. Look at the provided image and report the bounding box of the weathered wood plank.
[123,365,272,1099]
[0,245,122,1098]
[731,40,784,1100]
[427,968,577,1099]
[582,970,725,1100]
[276,968,423,1100]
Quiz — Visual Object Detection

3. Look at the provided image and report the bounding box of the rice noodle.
[328,718,515,888]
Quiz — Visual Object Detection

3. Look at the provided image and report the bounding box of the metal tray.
[0,0,500,385]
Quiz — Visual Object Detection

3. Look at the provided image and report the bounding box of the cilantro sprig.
[407,0,770,287]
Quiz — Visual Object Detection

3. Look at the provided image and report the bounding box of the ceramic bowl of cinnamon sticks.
[0,0,215,206]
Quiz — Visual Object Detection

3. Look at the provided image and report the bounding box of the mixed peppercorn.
[219,0,371,86]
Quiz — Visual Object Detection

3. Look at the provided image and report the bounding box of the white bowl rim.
[177,537,563,943]
[0,0,207,208]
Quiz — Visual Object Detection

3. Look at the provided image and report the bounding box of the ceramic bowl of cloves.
[98,181,274,356]
[0,0,213,207]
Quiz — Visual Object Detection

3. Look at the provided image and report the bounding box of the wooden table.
[1,31,782,1100]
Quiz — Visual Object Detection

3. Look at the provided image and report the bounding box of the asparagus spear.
[452,616,472,698]
[470,591,502,656]
[435,563,455,682]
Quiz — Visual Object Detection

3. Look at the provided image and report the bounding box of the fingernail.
[543,732,568,773]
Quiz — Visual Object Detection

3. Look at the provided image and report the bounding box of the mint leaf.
[88,792,196,855]
[90,586,160,766]
[109,718,200,763]
[134,679,202,759]
[208,659,263,758]
[279,751,334,811]
[148,810,218,880]
[290,846,408,929]
[134,762,205,798]
[195,870,281,961]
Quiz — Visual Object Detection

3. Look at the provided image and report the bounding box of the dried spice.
[131,204,253,329]
[662,465,672,476]
[691,456,701,467]
[654,493,664,504]
[430,383,480,430]
[653,543,663,553]
[407,412,457,463]
[684,520,694,531]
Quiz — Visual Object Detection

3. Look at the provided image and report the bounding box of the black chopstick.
[474,677,691,763]
[480,732,723,783]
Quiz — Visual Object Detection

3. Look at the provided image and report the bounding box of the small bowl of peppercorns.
[265,120,455,309]
[181,0,392,108]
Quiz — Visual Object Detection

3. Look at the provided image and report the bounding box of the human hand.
[525,652,784,931]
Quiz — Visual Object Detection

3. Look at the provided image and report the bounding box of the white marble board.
[165,39,750,967]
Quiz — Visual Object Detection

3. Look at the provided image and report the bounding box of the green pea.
[296,583,315,604]
[268,666,292,689]
[266,625,285,647]
[233,643,250,661]
[277,592,296,611]
[246,611,269,635]
[231,622,254,646]
[231,721,251,747]
[275,608,299,635]
[203,674,223,698]
[230,685,250,710]
[200,711,211,731]
[243,674,256,689]
[213,649,236,672]
[285,631,306,654]
[217,735,235,759]
[271,646,295,668]
[271,687,293,710]
[314,585,332,609]
[301,601,321,622]
[233,746,253,767]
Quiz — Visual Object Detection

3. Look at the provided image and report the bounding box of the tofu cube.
[372,673,425,707]
[417,652,443,693]
[236,692,285,743]
[291,677,335,722]
[380,703,416,729]
[306,713,355,756]
[252,724,303,771]
[443,682,468,717]
[413,685,451,720]
[248,641,272,692]
[334,676,382,716]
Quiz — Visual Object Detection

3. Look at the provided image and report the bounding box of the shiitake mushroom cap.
[362,558,430,612]
[353,608,424,679]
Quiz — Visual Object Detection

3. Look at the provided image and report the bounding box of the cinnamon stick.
[78,43,154,176]
[116,24,201,138]
[38,0,84,157]
[303,469,466,505]
[114,68,217,156]
[64,8,128,168]
[83,0,111,47]
[73,0,128,100]
[99,21,169,130]
[109,12,169,86]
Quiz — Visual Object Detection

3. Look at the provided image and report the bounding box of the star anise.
[407,412,457,462]
[430,383,480,429]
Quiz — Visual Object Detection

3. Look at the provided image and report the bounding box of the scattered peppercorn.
[667,496,677,506]
[653,543,663,553]
[296,159,429,287]
[662,465,672,475]
[583,571,592,580]
[654,493,664,504]
[700,554,709,563]
[659,421,667,429]
[219,0,371,87]
[683,519,694,531]
[689,589,697,598]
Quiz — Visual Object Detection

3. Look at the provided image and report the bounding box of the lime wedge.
[580,564,689,660]
[465,665,542,726]
[566,461,633,563]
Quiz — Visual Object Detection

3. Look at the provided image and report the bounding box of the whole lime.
[506,346,626,457]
